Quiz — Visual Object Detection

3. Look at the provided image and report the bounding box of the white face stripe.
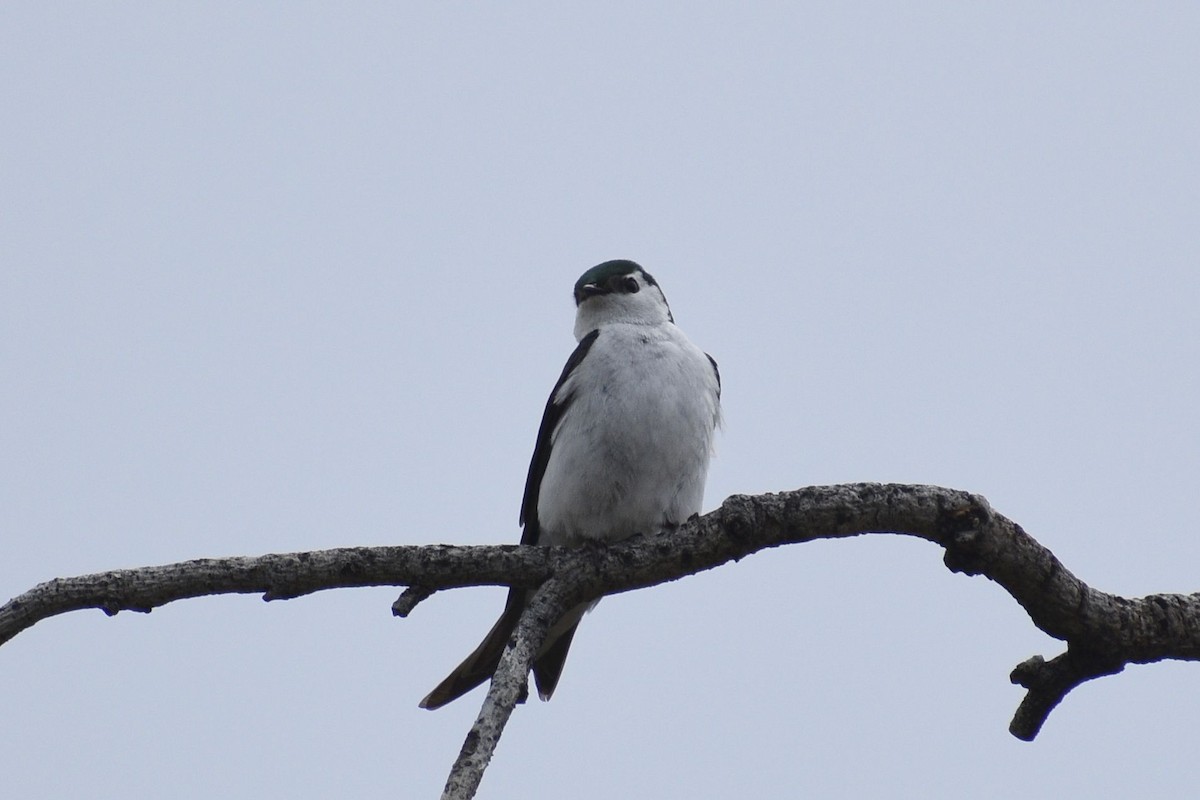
[644,279,674,323]
[632,270,674,323]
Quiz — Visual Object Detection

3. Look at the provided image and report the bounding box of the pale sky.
[3,4,1199,798]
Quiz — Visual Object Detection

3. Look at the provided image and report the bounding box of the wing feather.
[518,329,601,545]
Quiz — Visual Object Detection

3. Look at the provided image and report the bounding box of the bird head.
[572,259,674,340]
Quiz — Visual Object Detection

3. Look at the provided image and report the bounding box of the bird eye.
[623,276,639,293]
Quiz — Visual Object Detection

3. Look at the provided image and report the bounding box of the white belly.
[536,323,720,547]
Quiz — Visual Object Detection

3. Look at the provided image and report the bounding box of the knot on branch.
[938,494,993,576]
[718,493,763,545]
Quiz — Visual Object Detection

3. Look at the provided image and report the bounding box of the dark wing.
[706,353,721,398]
[519,329,600,545]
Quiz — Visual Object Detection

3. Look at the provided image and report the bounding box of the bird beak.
[574,282,608,305]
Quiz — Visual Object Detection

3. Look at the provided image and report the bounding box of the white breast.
[536,322,720,547]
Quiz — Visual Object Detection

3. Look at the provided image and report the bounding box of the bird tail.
[530,618,579,700]
[420,592,593,709]
[419,589,525,710]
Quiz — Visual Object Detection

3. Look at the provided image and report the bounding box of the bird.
[420,259,721,710]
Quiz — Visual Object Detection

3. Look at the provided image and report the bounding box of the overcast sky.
[3,4,1199,798]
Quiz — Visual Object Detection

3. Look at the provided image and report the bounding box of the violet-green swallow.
[420,259,721,709]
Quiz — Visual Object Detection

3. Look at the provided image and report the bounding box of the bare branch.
[1008,650,1125,740]
[441,581,573,800]
[393,585,437,617]
[4,483,1200,797]
[0,545,551,646]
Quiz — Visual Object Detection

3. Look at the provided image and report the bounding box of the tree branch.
[441,580,572,800]
[3,484,1199,794]
[0,545,552,646]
